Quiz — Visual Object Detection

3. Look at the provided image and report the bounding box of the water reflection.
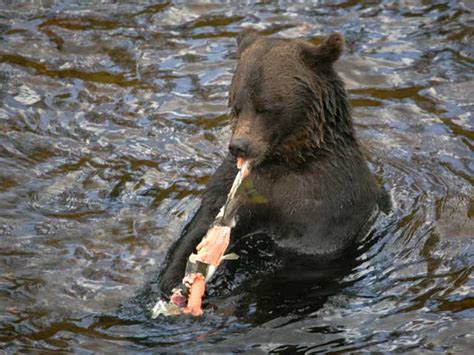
[0,0,472,352]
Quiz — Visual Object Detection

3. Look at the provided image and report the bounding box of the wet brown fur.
[229,30,354,167]
[158,29,389,296]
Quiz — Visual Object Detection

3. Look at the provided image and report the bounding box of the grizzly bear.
[158,29,388,298]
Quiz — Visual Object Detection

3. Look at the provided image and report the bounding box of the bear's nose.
[228,138,250,158]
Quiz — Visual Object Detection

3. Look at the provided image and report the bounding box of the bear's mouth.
[229,137,269,169]
[244,146,270,169]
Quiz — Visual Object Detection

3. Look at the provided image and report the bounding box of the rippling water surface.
[0,1,473,352]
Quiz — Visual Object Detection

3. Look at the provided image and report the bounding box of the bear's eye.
[256,106,281,116]
[230,106,241,117]
[255,107,270,115]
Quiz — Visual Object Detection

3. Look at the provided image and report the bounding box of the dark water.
[1,0,473,352]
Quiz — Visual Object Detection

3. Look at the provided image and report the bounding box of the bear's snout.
[229,138,250,158]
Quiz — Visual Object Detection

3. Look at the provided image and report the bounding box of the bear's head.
[228,29,354,167]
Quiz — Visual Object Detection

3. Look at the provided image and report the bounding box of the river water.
[0,0,473,352]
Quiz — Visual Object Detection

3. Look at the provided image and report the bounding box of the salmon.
[196,225,231,266]
[182,273,206,316]
[151,158,250,318]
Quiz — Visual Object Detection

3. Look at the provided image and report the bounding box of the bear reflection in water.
[129,29,390,320]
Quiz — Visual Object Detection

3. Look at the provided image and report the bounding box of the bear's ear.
[236,28,260,56]
[302,33,344,67]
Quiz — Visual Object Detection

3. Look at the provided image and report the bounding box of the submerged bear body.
[158,29,388,296]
